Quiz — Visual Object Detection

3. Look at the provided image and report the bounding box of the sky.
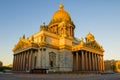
[0,0,120,66]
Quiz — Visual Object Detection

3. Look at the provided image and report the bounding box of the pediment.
[85,40,104,51]
[13,38,32,52]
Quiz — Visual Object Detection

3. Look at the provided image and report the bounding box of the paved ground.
[0,72,120,80]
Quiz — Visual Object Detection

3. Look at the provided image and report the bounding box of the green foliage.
[0,66,12,71]
[111,64,116,71]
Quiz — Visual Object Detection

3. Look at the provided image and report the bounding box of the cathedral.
[13,3,104,73]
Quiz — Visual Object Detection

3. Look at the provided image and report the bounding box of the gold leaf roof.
[49,3,74,26]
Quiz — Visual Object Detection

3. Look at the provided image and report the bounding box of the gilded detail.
[13,4,104,54]
[13,3,104,73]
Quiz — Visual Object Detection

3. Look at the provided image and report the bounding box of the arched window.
[49,52,56,68]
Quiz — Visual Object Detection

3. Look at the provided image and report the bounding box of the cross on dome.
[59,3,64,10]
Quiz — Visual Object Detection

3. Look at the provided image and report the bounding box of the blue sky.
[0,0,120,66]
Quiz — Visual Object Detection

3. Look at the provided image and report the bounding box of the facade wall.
[59,38,72,46]
[34,47,73,72]
[58,49,72,72]
[46,36,59,46]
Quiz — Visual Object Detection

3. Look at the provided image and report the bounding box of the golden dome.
[49,3,73,26]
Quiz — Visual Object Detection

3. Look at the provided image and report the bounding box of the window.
[49,52,56,68]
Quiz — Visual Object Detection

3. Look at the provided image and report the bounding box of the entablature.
[72,46,103,55]
[14,47,38,54]
[72,40,104,55]
[13,37,39,53]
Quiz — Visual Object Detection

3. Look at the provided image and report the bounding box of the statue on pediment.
[40,22,48,31]
[41,35,46,43]
[22,34,25,39]
[31,36,34,42]
[85,32,95,42]
[80,37,85,46]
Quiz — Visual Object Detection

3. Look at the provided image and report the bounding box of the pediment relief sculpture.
[85,40,104,51]
[13,38,38,52]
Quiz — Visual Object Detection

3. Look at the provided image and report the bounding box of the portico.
[72,50,104,72]
[13,48,38,71]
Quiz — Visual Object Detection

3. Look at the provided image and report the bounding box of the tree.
[0,66,12,71]
[111,64,116,72]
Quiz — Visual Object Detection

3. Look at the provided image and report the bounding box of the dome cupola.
[48,3,75,38]
[49,3,74,27]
